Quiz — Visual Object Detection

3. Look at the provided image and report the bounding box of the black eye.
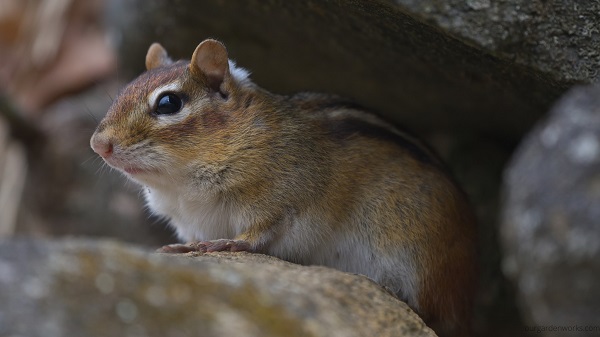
[155,93,182,115]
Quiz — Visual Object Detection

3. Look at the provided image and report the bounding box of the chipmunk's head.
[90,39,255,188]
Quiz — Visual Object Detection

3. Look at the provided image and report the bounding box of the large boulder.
[0,238,436,337]
[501,85,600,334]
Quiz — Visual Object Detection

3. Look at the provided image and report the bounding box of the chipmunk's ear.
[146,43,172,70]
[190,39,230,92]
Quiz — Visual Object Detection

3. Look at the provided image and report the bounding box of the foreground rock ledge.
[0,238,436,337]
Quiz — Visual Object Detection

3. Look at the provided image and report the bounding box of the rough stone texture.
[0,238,436,337]
[107,0,566,140]
[393,0,600,83]
[501,85,600,333]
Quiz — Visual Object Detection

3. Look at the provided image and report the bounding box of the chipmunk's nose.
[90,134,114,158]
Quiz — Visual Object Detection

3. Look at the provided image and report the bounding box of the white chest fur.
[143,187,245,242]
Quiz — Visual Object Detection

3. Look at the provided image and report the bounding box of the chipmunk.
[90,39,477,336]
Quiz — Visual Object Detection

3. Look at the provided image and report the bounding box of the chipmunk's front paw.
[156,239,253,254]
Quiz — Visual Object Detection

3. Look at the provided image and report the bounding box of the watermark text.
[525,325,600,334]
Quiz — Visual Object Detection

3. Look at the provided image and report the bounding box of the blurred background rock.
[502,85,600,332]
[0,0,173,245]
[0,0,598,336]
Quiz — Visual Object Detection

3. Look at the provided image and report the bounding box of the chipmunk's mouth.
[99,153,157,176]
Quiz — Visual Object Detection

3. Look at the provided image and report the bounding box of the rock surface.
[394,0,600,83]
[501,85,600,333]
[0,238,436,337]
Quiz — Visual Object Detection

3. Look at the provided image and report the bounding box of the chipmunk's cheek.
[201,108,228,130]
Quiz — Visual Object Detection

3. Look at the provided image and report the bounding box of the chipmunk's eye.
[155,93,182,115]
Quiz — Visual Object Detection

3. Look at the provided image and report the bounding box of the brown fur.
[90,40,477,337]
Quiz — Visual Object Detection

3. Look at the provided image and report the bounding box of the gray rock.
[501,85,600,334]
[393,0,600,83]
[0,238,436,337]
